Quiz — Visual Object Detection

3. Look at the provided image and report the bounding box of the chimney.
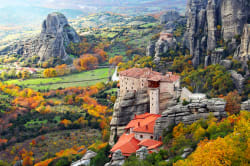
[138,122,140,127]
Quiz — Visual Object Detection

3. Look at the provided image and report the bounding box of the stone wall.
[154,98,227,138]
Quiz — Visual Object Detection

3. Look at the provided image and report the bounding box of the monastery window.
[140,135,143,139]
[151,136,153,139]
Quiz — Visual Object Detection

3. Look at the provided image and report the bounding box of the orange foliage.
[55,64,69,76]
[34,158,55,166]
[0,138,8,144]
[60,119,72,127]
[109,56,123,65]
[73,54,99,71]
[225,90,242,115]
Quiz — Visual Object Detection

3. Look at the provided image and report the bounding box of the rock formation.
[147,31,177,63]
[71,150,97,166]
[205,48,225,67]
[241,100,250,111]
[136,147,148,160]
[234,24,250,74]
[109,89,149,145]
[154,98,227,139]
[181,148,193,159]
[184,0,250,67]
[147,11,185,61]
[0,12,80,64]
[160,10,180,24]
[230,70,245,93]
[105,150,125,166]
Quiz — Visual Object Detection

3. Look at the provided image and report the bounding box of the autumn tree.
[55,64,69,76]
[224,90,242,115]
[109,56,123,66]
[21,70,30,79]
[43,68,57,78]
[73,54,98,71]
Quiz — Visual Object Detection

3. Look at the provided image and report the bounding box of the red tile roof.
[119,68,179,82]
[110,133,140,156]
[138,139,163,150]
[119,68,161,79]
[125,113,161,134]
[111,113,162,156]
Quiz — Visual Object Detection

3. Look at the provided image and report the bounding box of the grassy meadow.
[5,68,113,91]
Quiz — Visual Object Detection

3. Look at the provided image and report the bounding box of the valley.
[0,0,249,166]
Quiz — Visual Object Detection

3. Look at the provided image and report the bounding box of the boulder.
[241,100,250,111]
[105,150,125,166]
[230,70,245,93]
[82,150,97,160]
[136,147,148,160]
[220,60,232,69]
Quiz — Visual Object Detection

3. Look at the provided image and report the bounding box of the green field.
[5,68,112,90]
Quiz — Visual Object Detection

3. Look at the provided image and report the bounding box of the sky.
[0,0,139,9]
[0,0,187,9]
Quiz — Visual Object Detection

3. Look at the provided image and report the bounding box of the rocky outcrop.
[154,98,227,138]
[155,33,177,61]
[136,147,148,160]
[160,10,180,24]
[184,0,250,67]
[0,12,80,64]
[241,100,250,111]
[181,148,193,159]
[220,60,232,69]
[230,70,245,93]
[147,11,185,61]
[109,89,149,145]
[205,48,225,67]
[105,150,125,166]
[71,150,97,166]
[147,31,177,63]
[234,24,250,73]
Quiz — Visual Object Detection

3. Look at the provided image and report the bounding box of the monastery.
[119,67,180,114]
[110,68,180,157]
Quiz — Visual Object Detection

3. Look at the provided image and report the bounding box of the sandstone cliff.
[109,89,150,145]
[154,98,227,138]
[0,12,80,64]
[146,10,185,61]
[184,0,250,67]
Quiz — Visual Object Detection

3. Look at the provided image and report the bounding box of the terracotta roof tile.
[110,133,140,156]
[138,139,163,150]
[125,113,161,134]
[119,68,179,82]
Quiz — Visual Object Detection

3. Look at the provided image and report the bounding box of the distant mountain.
[0,6,86,26]
[0,0,187,26]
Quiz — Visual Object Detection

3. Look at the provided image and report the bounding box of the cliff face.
[184,0,250,67]
[146,10,185,61]
[234,24,250,71]
[154,98,227,138]
[0,12,80,63]
[109,89,150,145]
